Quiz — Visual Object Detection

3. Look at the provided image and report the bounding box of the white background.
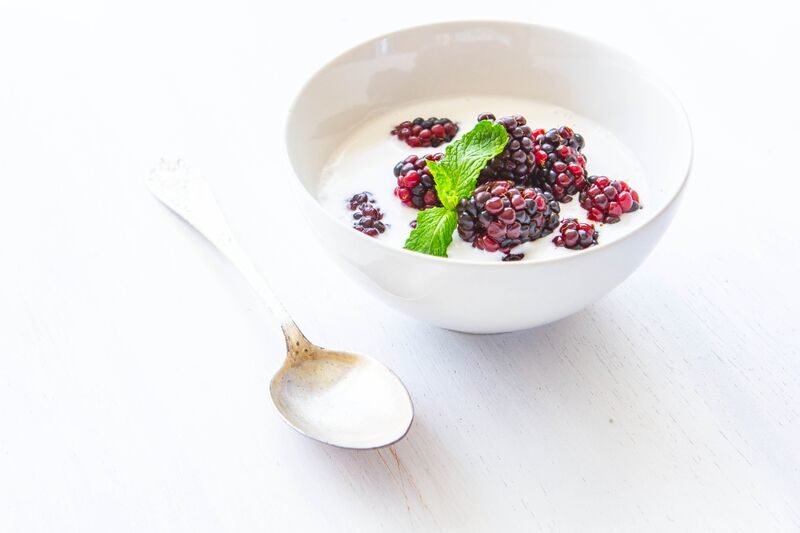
[1,1,799,531]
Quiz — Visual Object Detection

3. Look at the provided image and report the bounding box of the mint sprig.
[403,120,507,257]
[426,120,509,209]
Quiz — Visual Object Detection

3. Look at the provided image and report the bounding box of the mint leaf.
[403,207,458,257]
[426,120,508,209]
[402,120,507,258]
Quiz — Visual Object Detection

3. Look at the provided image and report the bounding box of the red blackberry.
[560,125,585,152]
[477,113,536,186]
[531,126,588,203]
[393,153,443,210]
[347,192,386,237]
[391,117,458,148]
[579,176,641,223]
[456,180,560,254]
[552,218,598,250]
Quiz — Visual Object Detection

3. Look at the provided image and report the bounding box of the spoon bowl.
[270,326,412,448]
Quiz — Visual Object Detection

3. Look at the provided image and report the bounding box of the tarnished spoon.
[146,160,413,449]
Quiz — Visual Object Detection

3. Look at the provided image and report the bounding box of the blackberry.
[552,218,598,250]
[560,125,585,151]
[393,153,443,209]
[477,113,536,186]
[347,192,386,237]
[531,126,588,203]
[579,176,641,223]
[456,180,560,254]
[391,117,458,148]
[347,191,372,210]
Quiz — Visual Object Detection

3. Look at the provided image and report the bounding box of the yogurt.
[317,96,647,262]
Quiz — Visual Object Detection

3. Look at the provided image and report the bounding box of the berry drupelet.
[560,125,585,152]
[531,126,588,203]
[476,113,537,186]
[347,192,386,237]
[393,153,443,210]
[552,218,598,250]
[456,180,560,254]
[390,117,458,148]
[578,175,640,223]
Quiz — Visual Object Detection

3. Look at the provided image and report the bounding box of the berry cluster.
[391,117,458,148]
[456,180,560,256]
[347,192,386,237]
[552,218,598,250]
[393,153,443,210]
[476,113,536,186]
[579,176,640,223]
[531,126,588,202]
[357,112,644,257]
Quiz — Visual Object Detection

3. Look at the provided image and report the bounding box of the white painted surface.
[0,1,798,531]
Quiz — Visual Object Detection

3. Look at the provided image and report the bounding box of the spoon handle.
[146,160,293,327]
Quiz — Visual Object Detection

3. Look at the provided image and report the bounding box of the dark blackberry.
[579,176,641,223]
[476,113,536,186]
[531,126,588,203]
[391,117,458,148]
[347,192,386,237]
[456,180,560,254]
[393,153,443,210]
[552,218,598,250]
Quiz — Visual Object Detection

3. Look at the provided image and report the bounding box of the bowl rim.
[285,19,693,268]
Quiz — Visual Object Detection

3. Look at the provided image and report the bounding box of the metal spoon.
[146,160,413,449]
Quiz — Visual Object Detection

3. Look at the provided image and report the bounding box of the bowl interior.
[286,21,691,234]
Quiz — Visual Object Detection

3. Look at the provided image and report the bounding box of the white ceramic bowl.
[286,21,692,334]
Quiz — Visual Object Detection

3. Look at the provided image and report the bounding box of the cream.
[318,95,647,261]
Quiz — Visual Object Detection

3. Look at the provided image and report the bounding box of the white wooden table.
[2,1,798,531]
